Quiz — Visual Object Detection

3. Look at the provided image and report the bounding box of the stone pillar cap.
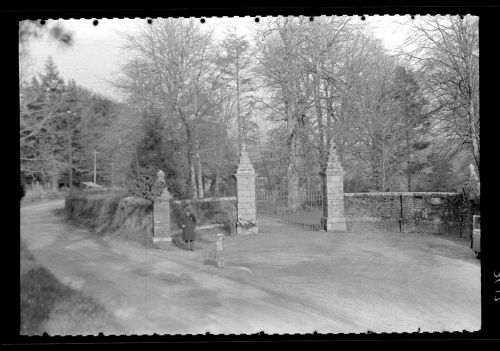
[160,186,171,200]
[324,145,344,171]
[236,144,256,175]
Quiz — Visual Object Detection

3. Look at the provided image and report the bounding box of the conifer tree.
[126,110,183,200]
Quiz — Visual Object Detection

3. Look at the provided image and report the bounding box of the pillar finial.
[157,169,165,183]
[326,143,342,171]
[237,144,255,175]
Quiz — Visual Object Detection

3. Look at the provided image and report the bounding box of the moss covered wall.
[65,190,154,247]
[65,191,238,247]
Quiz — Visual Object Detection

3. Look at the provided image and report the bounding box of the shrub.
[65,189,129,231]
[171,199,237,231]
[170,202,188,229]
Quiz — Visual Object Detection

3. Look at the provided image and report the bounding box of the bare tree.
[117,19,223,199]
[255,17,315,209]
[401,15,479,179]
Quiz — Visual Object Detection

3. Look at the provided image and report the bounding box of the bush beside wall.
[171,197,237,235]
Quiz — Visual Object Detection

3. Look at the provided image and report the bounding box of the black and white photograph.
[18,14,481,336]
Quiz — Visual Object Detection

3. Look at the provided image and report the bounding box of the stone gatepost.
[153,170,172,248]
[235,145,258,235]
[319,146,347,231]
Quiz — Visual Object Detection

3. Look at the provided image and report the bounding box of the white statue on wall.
[468,164,478,183]
[157,169,165,184]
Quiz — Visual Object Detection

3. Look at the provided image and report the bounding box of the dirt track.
[20,200,481,335]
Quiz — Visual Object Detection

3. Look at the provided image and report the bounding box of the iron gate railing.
[256,188,324,232]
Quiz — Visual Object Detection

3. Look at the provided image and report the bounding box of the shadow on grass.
[20,244,122,335]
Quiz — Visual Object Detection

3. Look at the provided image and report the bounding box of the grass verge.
[20,240,123,335]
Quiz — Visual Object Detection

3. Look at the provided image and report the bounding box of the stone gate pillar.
[236,145,258,235]
[319,146,347,231]
[153,170,172,248]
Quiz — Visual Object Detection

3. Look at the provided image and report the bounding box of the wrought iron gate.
[256,183,324,233]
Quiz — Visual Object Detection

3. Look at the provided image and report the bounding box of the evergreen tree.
[20,57,68,189]
[39,56,65,100]
[126,110,183,200]
[59,80,85,188]
[391,66,430,191]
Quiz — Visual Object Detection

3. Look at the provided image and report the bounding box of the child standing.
[215,233,225,269]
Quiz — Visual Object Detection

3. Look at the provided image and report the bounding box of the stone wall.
[65,190,238,248]
[65,190,154,246]
[171,197,237,235]
[344,192,475,236]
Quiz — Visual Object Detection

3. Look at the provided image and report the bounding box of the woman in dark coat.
[181,207,197,251]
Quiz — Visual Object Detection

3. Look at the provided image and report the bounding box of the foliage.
[20,57,120,190]
[402,15,480,178]
[21,17,479,198]
[217,28,257,148]
[237,219,257,230]
[125,110,184,200]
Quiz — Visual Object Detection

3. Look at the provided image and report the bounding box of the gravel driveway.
[20,200,480,335]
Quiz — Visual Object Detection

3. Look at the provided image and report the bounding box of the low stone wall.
[171,196,238,235]
[65,191,238,248]
[344,192,475,236]
[65,190,154,247]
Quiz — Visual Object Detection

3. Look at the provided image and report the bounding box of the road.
[20,200,481,335]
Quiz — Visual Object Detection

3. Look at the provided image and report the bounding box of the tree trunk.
[236,56,242,153]
[287,154,299,210]
[185,124,197,199]
[111,161,114,188]
[382,140,386,192]
[324,84,333,152]
[193,87,203,199]
[284,94,300,210]
[50,158,58,192]
[286,114,299,210]
[403,84,412,192]
[314,63,326,167]
[67,133,73,189]
[469,69,480,180]
[405,135,412,191]
[189,159,197,199]
[280,20,300,210]
[215,167,220,196]
[194,125,204,199]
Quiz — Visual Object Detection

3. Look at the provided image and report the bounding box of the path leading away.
[20,200,481,335]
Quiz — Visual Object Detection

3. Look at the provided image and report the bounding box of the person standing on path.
[181,206,197,251]
[215,233,225,268]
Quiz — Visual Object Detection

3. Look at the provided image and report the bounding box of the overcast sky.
[22,16,411,101]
